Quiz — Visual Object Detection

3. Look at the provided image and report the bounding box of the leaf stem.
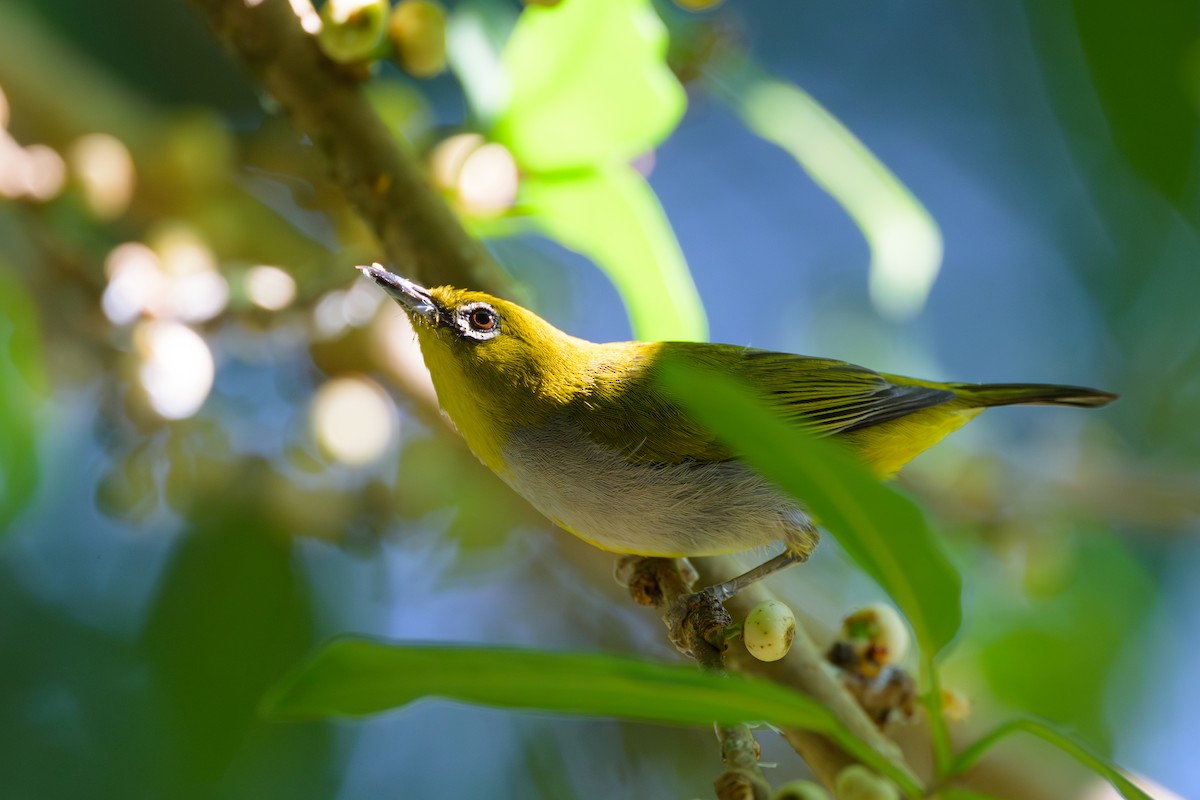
[922,652,953,776]
[946,717,1152,800]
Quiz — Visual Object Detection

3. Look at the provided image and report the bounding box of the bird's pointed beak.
[357,263,439,325]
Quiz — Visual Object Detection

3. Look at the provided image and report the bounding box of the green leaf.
[1062,0,1198,211]
[0,268,47,533]
[656,361,962,656]
[714,60,942,321]
[949,717,1154,800]
[140,498,328,786]
[975,534,1155,750]
[495,0,685,172]
[264,639,923,798]
[446,4,515,128]
[522,165,707,341]
[393,434,534,551]
[265,639,827,724]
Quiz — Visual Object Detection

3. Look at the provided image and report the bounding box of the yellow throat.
[359,264,1116,559]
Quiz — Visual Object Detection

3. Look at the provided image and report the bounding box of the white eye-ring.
[457,302,501,341]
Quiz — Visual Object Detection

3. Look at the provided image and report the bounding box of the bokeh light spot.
[67,133,135,219]
[430,132,484,191]
[245,265,298,310]
[102,243,165,325]
[23,144,66,201]
[288,0,323,33]
[456,141,518,217]
[164,269,230,323]
[311,375,397,465]
[0,131,32,198]
[134,320,215,420]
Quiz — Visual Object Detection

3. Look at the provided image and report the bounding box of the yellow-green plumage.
[362,266,1116,561]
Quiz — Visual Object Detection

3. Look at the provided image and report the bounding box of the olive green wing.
[566,342,955,465]
[733,349,955,435]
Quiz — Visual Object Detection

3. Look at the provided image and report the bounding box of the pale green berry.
[318,0,389,65]
[834,765,899,800]
[389,1,447,78]
[743,599,796,662]
[773,779,832,800]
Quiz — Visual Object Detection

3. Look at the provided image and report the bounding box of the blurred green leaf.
[265,639,922,797]
[446,4,516,128]
[95,441,160,525]
[975,534,1155,750]
[141,490,332,791]
[656,361,962,656]
[522,166,707,341]
[495,0,685,172]
[950,717,1153,800]
[714,61,943,321]
[0,563,157,799]
[394,434,534,550]
[266,640,826,725]
[0,268,47,533]
[1069,0,1200,213]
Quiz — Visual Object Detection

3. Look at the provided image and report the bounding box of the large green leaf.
[264,639,922,797]
[0,268,47,533]
[494,0,685,172]
[522,166,707,341]
[975,534,1154,750]
[1066,0,1199,212]
[265,640,829,725]
[656,361,962,656]
[141,497,329,788]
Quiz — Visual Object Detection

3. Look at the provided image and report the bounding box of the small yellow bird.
[360,264,1115,595]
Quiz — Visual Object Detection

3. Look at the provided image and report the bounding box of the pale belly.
[498,416,814,557]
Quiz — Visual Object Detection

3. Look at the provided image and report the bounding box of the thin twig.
[618,557,771,800]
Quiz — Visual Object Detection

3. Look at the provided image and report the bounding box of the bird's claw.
[666,587,733,659]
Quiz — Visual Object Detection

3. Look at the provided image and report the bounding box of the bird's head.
[358,264,593,430]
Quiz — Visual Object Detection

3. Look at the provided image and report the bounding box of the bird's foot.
[666,586,733,660]
[614,557,732,659]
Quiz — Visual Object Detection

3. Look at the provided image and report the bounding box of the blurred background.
[1,0,1198,798]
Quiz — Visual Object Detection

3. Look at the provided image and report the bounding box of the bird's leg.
[663,550,810,657]
[705,521,819,601]
[704,550,809,601]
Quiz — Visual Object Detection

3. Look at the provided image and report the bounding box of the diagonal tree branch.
[189,0,502,292]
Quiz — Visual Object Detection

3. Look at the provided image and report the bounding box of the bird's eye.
[457,303,500,340]
[469,308,496,331]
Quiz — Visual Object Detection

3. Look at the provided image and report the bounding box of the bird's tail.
[951,382,1118,409]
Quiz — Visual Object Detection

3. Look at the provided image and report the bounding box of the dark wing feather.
[739,350,954,435]
[567,342,956,465]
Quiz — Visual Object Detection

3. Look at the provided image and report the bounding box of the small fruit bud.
[318,0,390,65]
[940,688,971,722]
[743,599,796,662]
[388,1,447,78]
[773,779,832,800]
[841,603,909,666]
[834,765,899,800]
